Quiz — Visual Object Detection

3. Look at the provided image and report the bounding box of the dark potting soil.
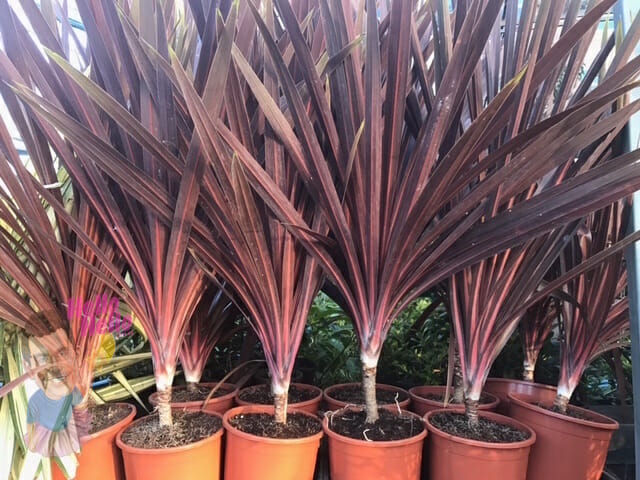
[88,403,131,435]
[430,412,530,443]
[228,412,322,439]
[328,408,424,441]
[329,385,408,405]
[421,392,494,405]
[120,410,222,449]
[537,403,603,421]
[238,384,318,405]
[171,384,234,402]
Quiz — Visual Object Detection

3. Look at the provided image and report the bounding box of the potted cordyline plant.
[484,299,559,415]
[520,300,558,383]
[510,199,633,480]
[7,1,328,479]
[0,95,136,479]
[227,1,640,480]
[423,1,640,477]
[0,1,237,479]
[148,283,242,414]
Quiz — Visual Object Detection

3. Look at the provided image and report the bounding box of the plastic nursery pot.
[323,383,410,411]
[323,406,427,480]
[508,393,618,480]
[408,385,499,417]
[116,411,224,480]
[235,382,323,415]
[484,378,556,415]
[424,409,536,480]
[52,403,136,480]
[148,382,238,414]
[223,405,323,480]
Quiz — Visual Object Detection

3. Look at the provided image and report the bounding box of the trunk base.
[186,382,198,392]
[156,386,173,427]
[362,366,379,423]
[552,394,570,414]
[273,391,288,424]
[465,398,479,427]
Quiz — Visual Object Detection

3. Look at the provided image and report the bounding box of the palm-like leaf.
[179,283,242,385]
[554,200,630,411]
[520,298,557,381]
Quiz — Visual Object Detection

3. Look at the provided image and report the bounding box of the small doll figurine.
[24,328,87,458]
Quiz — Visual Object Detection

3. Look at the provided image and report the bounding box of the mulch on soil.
[171,384,234,402]
[120,410,222,449]
[238,384,318,405]
[429,412,530,443]
[229,412,322,439]
[327,408,424,441]
[89,403,131,435]
[328,385,408,405]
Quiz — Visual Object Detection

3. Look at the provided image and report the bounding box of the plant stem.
[453,348,464,403]
[156,385,173,427]
[553,393,570,414]
[363,364,379,423]
[274,391,288,424]
[465,397,479,427]
[522,361,535,382]
[523,349,538,382]
[73,399,91,440]
[186,381,198,392]
[611,349,628,404]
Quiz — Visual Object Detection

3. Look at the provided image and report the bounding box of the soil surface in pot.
[88,403,131,434]
[238,384,317,405]
[328,409,424,441]
[329,385,408,404]
[419,392,493,405]
[120,410,222,449]
[536,402,611,421]
[430,412,530,443]
[171,384,234,402]
[228,412,322,439]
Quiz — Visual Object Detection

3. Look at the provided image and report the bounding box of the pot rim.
[322,405,427,447]
[408,385,499,409]
[485,377,556,391]
[81,402,136,442]
[323,382,410,403]
[235,382,322,409]
[116,410,224,454]
[508,393,619,430]
[223,405,324,445]
[148,381,238,408]
[424,408,536,450]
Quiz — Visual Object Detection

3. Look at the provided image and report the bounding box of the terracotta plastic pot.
[52,403,136,480]
[508,393,618,480]
[323,383,410,411]
[223,405,323,480]
[484,378,556,415]
[408,386,499,417]
[116,411,224,480]
[235,383,323,415]
[148,382,237,414]
[323,406,427,480]
[424,409,536,480]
